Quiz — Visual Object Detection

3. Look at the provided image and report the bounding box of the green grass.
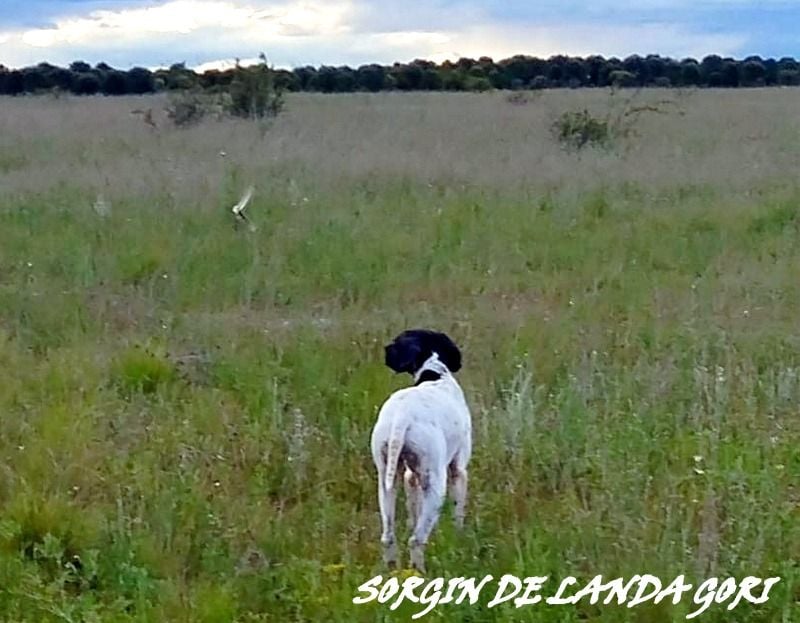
[0,90,799,621]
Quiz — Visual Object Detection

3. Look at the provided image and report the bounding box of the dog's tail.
[384,416,410,491]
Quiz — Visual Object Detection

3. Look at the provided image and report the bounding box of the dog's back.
[371,367,470,489]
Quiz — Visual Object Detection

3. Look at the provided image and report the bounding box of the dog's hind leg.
[404,468,421,527]
[449,459,468,531]
[377,478,398,568]
[408,466,446,573]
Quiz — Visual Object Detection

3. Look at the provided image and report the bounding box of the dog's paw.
[382,541,399,570]
[408,540,426,574]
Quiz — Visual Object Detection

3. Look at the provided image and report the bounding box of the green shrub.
[552,109,611,150]
[554,91,683,151]
[111,346,177,396]
[225,54,284,120]
[165,90,217,127]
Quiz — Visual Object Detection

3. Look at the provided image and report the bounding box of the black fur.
[414,370,442,385]
[384,329,462,375]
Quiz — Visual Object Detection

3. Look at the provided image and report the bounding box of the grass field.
[0,88,799,622]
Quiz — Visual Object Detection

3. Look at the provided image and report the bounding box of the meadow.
[0,88,798,622]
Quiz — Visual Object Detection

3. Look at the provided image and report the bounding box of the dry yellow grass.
[2,89,799,201]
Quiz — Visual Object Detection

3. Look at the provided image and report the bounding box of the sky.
[1,0,798,70]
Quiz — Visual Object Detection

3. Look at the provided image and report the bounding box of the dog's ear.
[424,331,462,373]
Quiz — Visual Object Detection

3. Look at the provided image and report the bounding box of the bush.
[164,56,285,127]
[165,90,218,127]
[552,109,611,150]
[609,69,637,87]
[225,54,284,120]
[554,91,684,151]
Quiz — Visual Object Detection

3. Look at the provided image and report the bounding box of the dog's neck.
[413,353,452,386]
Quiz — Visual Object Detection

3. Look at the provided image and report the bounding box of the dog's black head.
[384,329,462,376]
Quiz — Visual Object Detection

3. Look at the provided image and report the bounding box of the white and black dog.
[371,329,471,572]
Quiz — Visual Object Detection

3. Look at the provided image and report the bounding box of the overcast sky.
[1,0,798,70]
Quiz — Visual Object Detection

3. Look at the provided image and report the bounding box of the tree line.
[2,54,800,96]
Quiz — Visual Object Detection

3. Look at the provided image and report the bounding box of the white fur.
[370,353,471,571]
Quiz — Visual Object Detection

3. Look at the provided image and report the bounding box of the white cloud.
[0,0,750,69]
[19,0,353,47]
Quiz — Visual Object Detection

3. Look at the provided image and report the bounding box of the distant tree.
[680,60,702,86]
[762,57,778,85]
[333,66,357,92]
[6,70,24,95]
[441,67,467,91]
[390,62,423,90]
[292,66,317,90]
[309,65,338,92]
[69,61,92,73]
[642,55,661,84]
[389,59,438,91]
[126,67,156,94]
[467,64,487,79]
[598,57,623,87]
[6,52,800,97]
[499,55,546,84]
[101,70,128,95]
[422,69,443,90]
[778,69,800,85]
[721,59,740,87]
[740,59,766,86]
[273,69,298,91]
[564,58,587,87]
[487,68,510,89]
[356,64,387,91]
[464,76,492,91]
[455,57,476,72]
[24,63,73,91]
[777,57,799,73]
[547,55,568,85]
[586,55,606,86]
[161,63,197,90]
[623,55,646,85]
[74,73,101,95]
[701,55,724,85]
[20,65,47,92]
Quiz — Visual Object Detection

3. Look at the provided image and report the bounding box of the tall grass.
[0,89,798,621]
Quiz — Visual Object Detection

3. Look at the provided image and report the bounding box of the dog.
[370,329,471,572]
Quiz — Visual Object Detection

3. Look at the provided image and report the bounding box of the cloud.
[2,1,365,67]
[0,0,758,69]
[19,1,353,46]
